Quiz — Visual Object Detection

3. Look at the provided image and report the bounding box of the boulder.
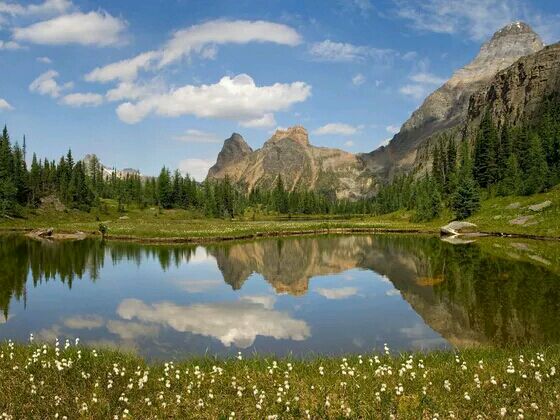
[440,221,478,236]
[528,200,552,212]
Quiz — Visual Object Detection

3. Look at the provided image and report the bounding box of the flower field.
[1,339,559,419]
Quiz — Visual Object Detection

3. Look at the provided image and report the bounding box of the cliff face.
[361,22,544,178]
[464,42,560,135]
[207,126,374,199]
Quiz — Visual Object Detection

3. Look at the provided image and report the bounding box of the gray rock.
[506,202,521,209]
[528,200,552,212]
[509,215,535,225]
[440,221,478,236]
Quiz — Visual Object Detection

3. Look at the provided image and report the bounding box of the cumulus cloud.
[239,113,276,128]
[117,298,310,349]
[115,74,311,125]
[344,140,354,147]
[85,51,158,83]
[106,320,159,340]
[159,19,302,67]
[36,55,52,63]
[29,69,72,98]
[178,158,214,182]
[60,92,103,107]
[13,10,127,46]
[174,278,223,293]
[173,129,222,144]
[105,80,164,102]
[0,0,72,17]
[399,71,446,100]
[316,287,359,300]
[0,39,22,49]
[352,73,366,86]
[0,98,13,111]
[313,123,361,136]
[64,315,104,329]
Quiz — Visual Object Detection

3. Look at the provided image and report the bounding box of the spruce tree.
[524,132,549,195]
[499,154,522,196]
[473,113,498,188]
[157,167,173,209]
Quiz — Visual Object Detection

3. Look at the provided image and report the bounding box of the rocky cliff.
[361,21,544,178]
[207,126,374,199]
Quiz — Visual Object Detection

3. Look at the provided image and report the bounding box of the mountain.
[361,21,544,179]
[83,154,141,179]
[206,126,374,199]
[206,22,555,197]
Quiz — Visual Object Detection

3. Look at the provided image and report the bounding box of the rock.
[440,221,478,236]
[529,255,551,265]
[40,195,66,212]
[441,236,476,245]
[119,215,130,220]
[528,200,552,212]
[509,215,535,225]
[506,202,521,209]
[493,215,502,220]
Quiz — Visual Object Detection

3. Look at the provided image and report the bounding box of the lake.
[1,233,559,359]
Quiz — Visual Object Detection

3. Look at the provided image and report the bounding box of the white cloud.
[106,320,159,340]
[105,80,163,102]
[64,315,104,329]
[0,98,13,110]
[0,39,22,49]
[313,123,361,136]
[178,158,214,182]
[316,287,358,300]
[240,295,276,310]
[36,55,52,63]
[410,72,446,85]
[385,288,401,296]
[60,92,103,107]
[393,0,558,42]
[85,51,158,83]
[344,140,354,147]
[117,298,310,349]
[29,69,72,98]
[309,40,369,62]
[399,83,429,100]
[0,0,72,17]
[13,11,127,46]
[239,113,276,128]
[174,278,223,293]
[173,129,221,144]
[159,19,302,67]
[352,73,366,86]
[115,74,311,125]
[386,124,400,134]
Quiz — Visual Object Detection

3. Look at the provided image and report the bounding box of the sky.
[0,0,559,180]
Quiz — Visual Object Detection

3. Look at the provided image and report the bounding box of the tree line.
[0,128,369,218]
[372,96,560,221]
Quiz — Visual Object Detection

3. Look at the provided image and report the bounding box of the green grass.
[1,341,559,419]
[0,185,558,242]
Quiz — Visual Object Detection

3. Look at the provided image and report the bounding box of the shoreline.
[2,224,560,244]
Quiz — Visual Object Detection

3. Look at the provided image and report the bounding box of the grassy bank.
[1,341,559,419]
[0,186,558,242]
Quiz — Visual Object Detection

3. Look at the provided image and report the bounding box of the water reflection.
[1,234,559,358]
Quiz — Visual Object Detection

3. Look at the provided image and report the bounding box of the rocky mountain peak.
[207,133,253,178]
[266,125,309,147]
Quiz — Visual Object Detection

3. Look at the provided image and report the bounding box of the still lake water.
[1,233,559,359]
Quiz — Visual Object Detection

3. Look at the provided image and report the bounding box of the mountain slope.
[361,22,544,178]
[207,126,374,199]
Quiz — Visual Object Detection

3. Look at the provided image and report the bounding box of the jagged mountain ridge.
[360,21,544,179]
[206,22,557,196]
[83,154,141,179]
[207,126,374,199]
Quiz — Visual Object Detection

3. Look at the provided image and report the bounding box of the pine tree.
[157,167,173,209]
[452,141,480,219]
[523,132,549,195]
[499,154,522,196]
[0,126,16,215]
[473,114,498,188]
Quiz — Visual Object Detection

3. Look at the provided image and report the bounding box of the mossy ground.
[0,185,558,241]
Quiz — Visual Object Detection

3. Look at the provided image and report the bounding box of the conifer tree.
[499,154,522,196]
[524,132,549,195]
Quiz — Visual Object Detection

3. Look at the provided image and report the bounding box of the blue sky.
[0,0,559,179]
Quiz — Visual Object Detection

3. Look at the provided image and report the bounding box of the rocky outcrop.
[207,126,374,199]
[464,42,560,134]
[361,22,544,179]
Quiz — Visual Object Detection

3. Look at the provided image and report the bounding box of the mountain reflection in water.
[0,234,559,358]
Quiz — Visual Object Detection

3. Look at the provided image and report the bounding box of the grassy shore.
[0,185,558,242]
[1,341,559,419]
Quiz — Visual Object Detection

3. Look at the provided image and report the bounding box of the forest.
[0,96,559,221]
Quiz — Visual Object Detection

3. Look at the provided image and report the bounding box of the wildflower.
[464,392,471,401]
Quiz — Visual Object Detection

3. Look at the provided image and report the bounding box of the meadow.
[1,339,559,419]
[1,185,558,242]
